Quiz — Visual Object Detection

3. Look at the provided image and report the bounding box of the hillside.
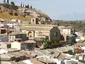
[0,12,34,21]
[0,3,51,21]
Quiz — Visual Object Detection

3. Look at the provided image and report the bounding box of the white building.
[58,25,73,41]
[21,25,61,41]
[11,40,36,50]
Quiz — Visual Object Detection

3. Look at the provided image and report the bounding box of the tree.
[10,1,15,6]
[4,0,6,3]
[21,2,22,7]
[7,0,9,4]
[42,37,60,49]
[67,50,75,55]
[14,12,18,16]
[23,4,24,7]
[25,4,29,8]
[42,38,51,49]
[30,6,32,9]
[9,10,13,15]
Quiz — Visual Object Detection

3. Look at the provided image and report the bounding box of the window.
[61,61,65,64]
[7,44,11,48]
[1,29,6,34]
[39,31,42,35]
[54,32,58,36]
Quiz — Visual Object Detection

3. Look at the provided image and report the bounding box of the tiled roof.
[20,25,58,31]
[30,59,44,64]
[25,40,36,44]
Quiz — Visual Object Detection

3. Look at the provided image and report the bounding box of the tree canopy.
[10,1,15,6]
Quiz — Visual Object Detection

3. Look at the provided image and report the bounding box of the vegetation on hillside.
[0,1,50,21]
[10,1,15,6]
[0,12,33,21]
[53,20,85,32]
[42,36,65,49]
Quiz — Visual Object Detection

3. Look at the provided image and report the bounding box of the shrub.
[14,12,18,16]
[68,50,75,55]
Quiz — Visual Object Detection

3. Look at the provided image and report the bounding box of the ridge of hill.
[0,3,51,21]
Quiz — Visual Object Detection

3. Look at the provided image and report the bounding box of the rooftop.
[21,25,58,31]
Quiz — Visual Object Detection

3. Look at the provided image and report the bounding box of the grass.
[0,8,49,21]
[0,12,33,21]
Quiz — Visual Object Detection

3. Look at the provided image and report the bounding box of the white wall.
[63,29,71,35]
[0,42,7,49]
[35,30,49,37]
[11,41,21,50]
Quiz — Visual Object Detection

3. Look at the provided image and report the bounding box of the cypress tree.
[30,5,32,9]
[23,4,24,7]
[25,4,29,8]
[7,0,9,4]
[4,0,6,3]
[21,2,22,7]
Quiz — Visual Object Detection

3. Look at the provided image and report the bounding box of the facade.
[11,41,21,50]
[58,25,73,41]
[0,42,7,49]
[11,40,36,50]
[21,25,61,41]
[8,32,28,42]
[0,42,11,49]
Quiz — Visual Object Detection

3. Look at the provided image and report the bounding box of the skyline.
[0,0,85,20]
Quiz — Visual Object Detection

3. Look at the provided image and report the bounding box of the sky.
[0,0,85,20]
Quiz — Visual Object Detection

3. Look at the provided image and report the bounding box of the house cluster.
[0,18,83,64]
[0,1,85,64]
[0,18,75,49]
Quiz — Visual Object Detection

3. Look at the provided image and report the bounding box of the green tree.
[25,4,29,8]
[68,50,75,55]
[7,0,9,4]
[21,2,22,7]
[42,37,59,49]
[30,6,32,9]
[23,4,24,7]
[10,1,15,6]
[4,0,6,3]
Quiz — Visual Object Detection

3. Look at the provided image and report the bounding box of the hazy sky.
[0,0,85,20]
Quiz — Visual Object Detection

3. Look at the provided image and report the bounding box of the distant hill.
[58,13,85,20]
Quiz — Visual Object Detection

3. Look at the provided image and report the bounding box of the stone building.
[21,25,61,41]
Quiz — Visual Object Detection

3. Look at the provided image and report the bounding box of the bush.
[43,38,59,49]
[68,50,75,55]
[14,12,18,16]
[11,1,15,6]
[9,12,13,15]
[9,10,13,15]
